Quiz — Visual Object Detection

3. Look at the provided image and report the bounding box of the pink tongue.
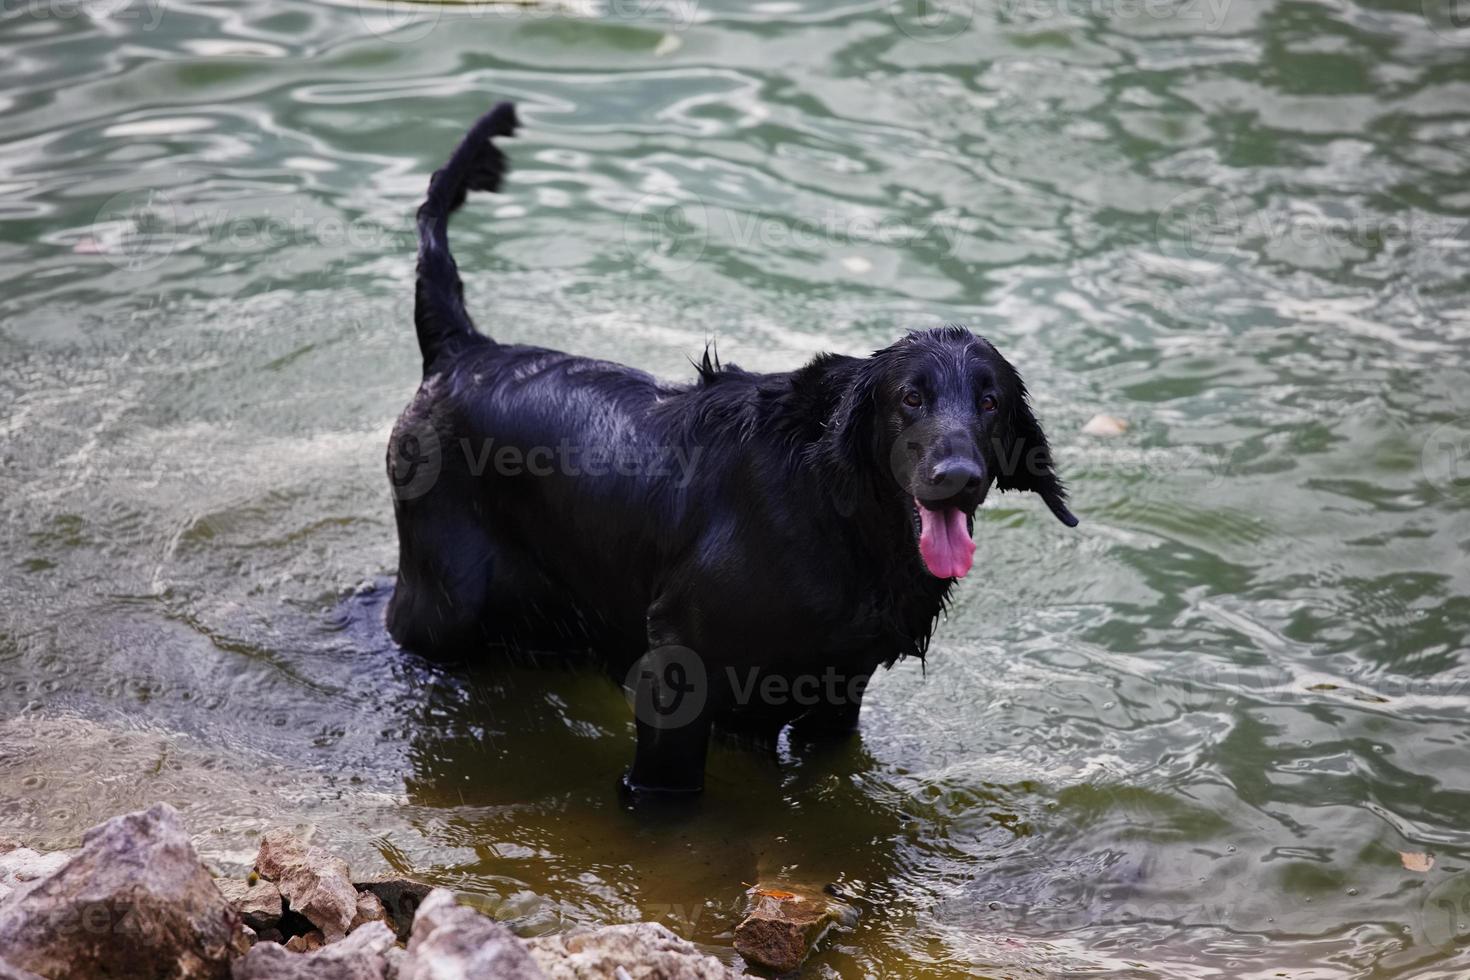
[917,502,976,579]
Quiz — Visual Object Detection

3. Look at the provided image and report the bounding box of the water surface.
[2,0,1469,975]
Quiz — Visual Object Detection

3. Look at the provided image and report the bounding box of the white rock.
[527,922,749,980]
[399,889,544,980]
[231,920,394,980]
[254,828,357,942]
[0,844,73,905]
[1081,413,1129,437]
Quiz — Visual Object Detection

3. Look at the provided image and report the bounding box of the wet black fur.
[386,103,1078,794]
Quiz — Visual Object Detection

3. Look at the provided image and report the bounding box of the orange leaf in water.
[754,888,798,901]
[1400,852,1434,873]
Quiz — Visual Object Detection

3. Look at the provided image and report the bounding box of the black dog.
[386,103,1078,795]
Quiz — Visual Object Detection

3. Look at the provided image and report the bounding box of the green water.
[3,0,1470,975]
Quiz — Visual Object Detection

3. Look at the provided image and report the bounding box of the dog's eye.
[979,394,998,412]
[902,391,923,408]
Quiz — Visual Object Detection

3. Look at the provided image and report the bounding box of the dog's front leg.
[788,668,871,741]
[625,709,713,797]
[621,634,713,797]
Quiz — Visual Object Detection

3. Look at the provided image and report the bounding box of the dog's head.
[820,325,1077,579]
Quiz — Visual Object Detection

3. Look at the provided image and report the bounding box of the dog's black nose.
[928,458,984,495]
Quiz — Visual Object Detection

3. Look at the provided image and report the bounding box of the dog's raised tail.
[413,101,518,372]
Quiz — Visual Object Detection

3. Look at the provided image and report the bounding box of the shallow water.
[2,0,1470,975]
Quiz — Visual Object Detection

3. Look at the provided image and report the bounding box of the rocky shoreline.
[0,804,850,979]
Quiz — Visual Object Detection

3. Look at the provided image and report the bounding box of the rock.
[732,884,853,975]
[231,920,394,980]
[254,829,357,941]
[285,929,326,952]
[399,888,544,980]
[528,922,747,980]
[0,843,73,904]
[0,803,248,980]
[215,877,283,933]
[1081,413,1128,437]
[0,959,45,980]
[350,888,394,935]
[356,877,433,943]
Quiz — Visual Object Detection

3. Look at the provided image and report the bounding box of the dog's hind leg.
[387,503,524,660]
[388,506,591,659]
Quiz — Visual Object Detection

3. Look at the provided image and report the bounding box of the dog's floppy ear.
[994,390,1078,528]
[811,359,883,518]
